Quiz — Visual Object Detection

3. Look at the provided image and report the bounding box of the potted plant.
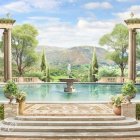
[121,80,137,103]
[111,94,125,115]
[15,91,26,115]
[3,80,18,103]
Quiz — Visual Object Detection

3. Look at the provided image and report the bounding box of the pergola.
[0,18,15,82]
[125,17,140,82]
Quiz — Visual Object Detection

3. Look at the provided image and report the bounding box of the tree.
[47,66,50,82]
[89,48,98,82]
[11,24,38,76]
[99,24,128,77]
[41,49,47,72]
[40,49,50,82]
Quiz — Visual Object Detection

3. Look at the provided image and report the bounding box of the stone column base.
[4,103,18,119]
[121,103,136,118]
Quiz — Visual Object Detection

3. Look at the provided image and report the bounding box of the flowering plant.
[111,94,125,107]
[16,91,26,102]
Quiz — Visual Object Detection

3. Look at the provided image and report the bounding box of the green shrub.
[136,104,140,120]
[0,104,4,120]
[121,81,137,97]
[3,80,19,97]
[24,71,43,79]
[98,67,119,79]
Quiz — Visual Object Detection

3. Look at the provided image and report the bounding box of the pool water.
[0,83,140,102]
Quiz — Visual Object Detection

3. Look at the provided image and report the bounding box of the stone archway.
[0,18,15,82]
[124,17,140,82]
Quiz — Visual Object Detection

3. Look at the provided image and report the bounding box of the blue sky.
[0,0,140,47]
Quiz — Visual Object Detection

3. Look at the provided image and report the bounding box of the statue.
[67,64,71,78]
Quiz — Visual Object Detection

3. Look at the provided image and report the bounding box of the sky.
[0,0,140,48]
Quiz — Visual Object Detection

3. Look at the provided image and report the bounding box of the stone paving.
[1,103,135,140]
[24,103,113,116]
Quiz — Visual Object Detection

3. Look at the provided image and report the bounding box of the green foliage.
[111,94,124,107]
[98,67,119,79]
[16,91,26,102]
[0,104,4,120]
[11,24,38,76]
[3,80,18,97]
[136,104,140,120]
[41,49,47,72]
[89,48,98,82]
[121,81,137,97]
[40,49,51,82]
[47,66,51,82]
[99,24,128,77]
[24,71,44,78]
[50,68,66,76]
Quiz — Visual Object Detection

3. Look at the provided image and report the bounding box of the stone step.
[1,123,140,132]
[3,117,137,126]
[15,115,126,121]
[1,131,140,138]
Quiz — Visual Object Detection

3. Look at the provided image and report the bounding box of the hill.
[37,46,111,66]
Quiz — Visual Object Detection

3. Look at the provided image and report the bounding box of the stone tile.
[24,103,113,116]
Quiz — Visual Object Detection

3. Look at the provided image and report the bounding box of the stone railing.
[98,77,125,83]
[0,77,42,83]
[98,77,140,83]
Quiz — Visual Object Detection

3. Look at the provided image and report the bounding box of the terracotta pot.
[18,101,25,115]
[113,106,121,115]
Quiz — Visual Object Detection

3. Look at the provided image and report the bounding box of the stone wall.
[4,103,18,119]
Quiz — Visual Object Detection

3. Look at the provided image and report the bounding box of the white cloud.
[77,19,114,29]
[24,17,116,48]
[129,5,140,13]
[67,0,78,3]
[116,0,137,2]
[84,2,112,10]
[117,0,129,2]
[115,5,140,19]
[0,0,61,14]
[4,1,31,12]
[0,1,31,14]
[25,0,61,10]
[28,16,60,21]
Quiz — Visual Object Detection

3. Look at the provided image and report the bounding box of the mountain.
[37,46,111,66]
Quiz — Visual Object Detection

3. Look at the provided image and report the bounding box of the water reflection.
[40,84,50,99]
[0,83,139,102]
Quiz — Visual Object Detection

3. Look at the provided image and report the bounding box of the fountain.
[59,64,78,93]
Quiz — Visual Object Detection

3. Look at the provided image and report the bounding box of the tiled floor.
[24,103,113,116]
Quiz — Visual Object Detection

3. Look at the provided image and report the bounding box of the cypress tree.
[40,48,50,82]
[47,65,50,82]
[41,48,47,72]
[89,48,98,82]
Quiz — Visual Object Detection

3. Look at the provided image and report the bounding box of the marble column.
[128,28,134,81]
[132,30,136,82]
[7,28,12,80]
[3,29,8,82]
